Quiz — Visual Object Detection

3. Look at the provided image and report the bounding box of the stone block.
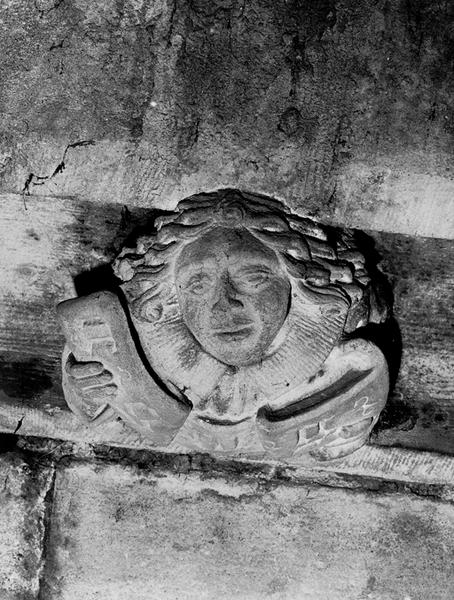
[0,451,54,600]
[40,459,454,600]
[0,194,452,456]
[1,1,454,237]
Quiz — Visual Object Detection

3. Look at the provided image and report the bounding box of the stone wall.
[1,0,454,236]
[0,446,453,600]
[0,1,453,598]
[0,0,453,453]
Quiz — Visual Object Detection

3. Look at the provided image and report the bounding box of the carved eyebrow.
[177,262,217,282]
[231,264,276,275]
[186,272,214,284]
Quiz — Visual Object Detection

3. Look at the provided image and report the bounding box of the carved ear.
[129,287,165,322]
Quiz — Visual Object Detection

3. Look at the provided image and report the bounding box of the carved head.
[61,190,391,461]
[174,226,291,365]
[114,191,387,369]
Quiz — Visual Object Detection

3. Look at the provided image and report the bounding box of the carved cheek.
[251,281,289,327]
[180,294,212,337]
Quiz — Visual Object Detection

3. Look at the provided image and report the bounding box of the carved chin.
[195,328,272,366]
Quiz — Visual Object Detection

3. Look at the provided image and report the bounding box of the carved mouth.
[214,326,254,340]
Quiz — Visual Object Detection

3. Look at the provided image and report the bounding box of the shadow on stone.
[0,433,18,453]
[74,263,120,296]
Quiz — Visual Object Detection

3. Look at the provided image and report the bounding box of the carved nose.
[213,279,244,310]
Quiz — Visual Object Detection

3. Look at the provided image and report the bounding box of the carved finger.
[78,371,114,390]
[83,384,118,400]
[91,404,117,425]
[66,356,105,379]
[78,399,110,421]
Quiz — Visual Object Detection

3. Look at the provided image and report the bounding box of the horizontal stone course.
[0,195,452,456]
[0,446,452,600]
[1,1,454,238]
[39,458,454,600]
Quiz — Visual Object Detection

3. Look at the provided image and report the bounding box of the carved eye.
[185,274,214,296]
[234,270,272,291]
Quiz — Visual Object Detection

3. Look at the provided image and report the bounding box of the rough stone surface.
[1,195,452,454]
[39,459,454,600]
[0,452,54,600]
[372,233,454,453]
[0,2,452,596]
[0,1,453,454]
[0,0,453,237]
[57,192,390,462]
[0,0,453,458]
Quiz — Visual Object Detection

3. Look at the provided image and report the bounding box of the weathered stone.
[0,0,453,459]
[0,1,453,237]
[0,195,452,454]
[0,452,54,600]
[371,233,454,454]
[57,191,390,461]
[40,459,454,600]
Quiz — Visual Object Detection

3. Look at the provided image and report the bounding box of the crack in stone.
[166,0,178,48]
[13,416,25,435]
[35,0,66,18]
[36,463,57,600]
[21,140,96,209]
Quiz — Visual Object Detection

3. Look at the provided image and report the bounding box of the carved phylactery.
[57,191,390,461]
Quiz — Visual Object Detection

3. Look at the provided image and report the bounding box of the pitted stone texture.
[0,196,451,456]
[0,452,54,600]
[1,1,454,237]
[57,192,390,461]
[41,460,454,600]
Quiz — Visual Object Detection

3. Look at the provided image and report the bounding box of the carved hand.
[58,291,191,444]
[64,353,117,424]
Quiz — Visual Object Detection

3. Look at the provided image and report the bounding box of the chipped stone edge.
[0,400,453,492]
[0,452,56,600]
[36,463,56,600]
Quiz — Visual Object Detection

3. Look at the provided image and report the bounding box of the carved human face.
[175,227,291,366]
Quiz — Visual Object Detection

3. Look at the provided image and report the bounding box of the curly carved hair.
[113,190,389,333]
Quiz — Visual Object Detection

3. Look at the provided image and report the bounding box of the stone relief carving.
[57,191,391,461]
